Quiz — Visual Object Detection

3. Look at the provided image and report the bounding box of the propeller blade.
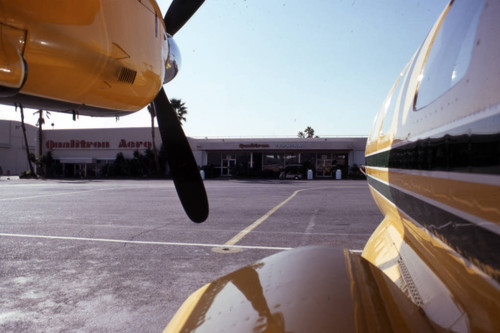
[164,0,204,36]
[154,88,208,223]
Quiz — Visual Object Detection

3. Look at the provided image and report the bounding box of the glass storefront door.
[221,158,236,176]
[316,159,333,177]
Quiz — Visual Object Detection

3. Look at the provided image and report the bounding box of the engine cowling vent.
[118,67,136,84]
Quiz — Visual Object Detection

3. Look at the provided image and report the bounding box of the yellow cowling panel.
[164,246,437,333]
[164,247,357,333]
[0,0,164,113]
[0,24,26,89]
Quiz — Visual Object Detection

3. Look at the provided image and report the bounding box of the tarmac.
[0,178,383,332]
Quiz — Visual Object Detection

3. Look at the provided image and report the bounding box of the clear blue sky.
[0,0,449,138]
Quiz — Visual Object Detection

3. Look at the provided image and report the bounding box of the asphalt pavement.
[0,178,382,332]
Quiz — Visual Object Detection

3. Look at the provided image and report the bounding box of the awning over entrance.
[59,157,96,164]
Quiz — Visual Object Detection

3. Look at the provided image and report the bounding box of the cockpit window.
[414,0,484,110]
[368,65,407,143]
[381,65,407,136]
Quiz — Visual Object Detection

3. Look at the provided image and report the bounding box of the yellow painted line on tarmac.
[223,187,330,247]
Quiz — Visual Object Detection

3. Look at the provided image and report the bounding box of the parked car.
[279,164,304,180]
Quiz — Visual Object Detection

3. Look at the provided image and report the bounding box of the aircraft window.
[414,0,484,109]
[381,65,407,136]
[368,102,385,143]
[368,65,407,142]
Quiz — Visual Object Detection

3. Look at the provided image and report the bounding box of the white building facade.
[0,120,37,176]
[0,120,367,178]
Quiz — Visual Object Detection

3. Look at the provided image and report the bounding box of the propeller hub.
[164,35,181,84]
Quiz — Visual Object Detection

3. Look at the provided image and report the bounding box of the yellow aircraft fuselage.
[363,0,500,329]
[0,0,167,116]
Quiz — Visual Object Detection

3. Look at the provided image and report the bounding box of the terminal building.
[0,119,367,179]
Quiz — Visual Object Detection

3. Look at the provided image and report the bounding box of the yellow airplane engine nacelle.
[0,0,170,117]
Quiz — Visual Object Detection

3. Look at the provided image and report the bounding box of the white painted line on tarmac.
[0,188,109,201]
[0,232,291,251]
[224,187,330,246]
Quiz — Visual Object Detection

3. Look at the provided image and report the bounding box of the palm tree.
[33,109,51,161]
[304,126,316,138]
[147,102,160,173]
[170,98,188,126]
[16,104,36,176]
[297,126,319,138]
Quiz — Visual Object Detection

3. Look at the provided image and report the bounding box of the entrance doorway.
[221,158,236,176]
[316,159,333,177]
